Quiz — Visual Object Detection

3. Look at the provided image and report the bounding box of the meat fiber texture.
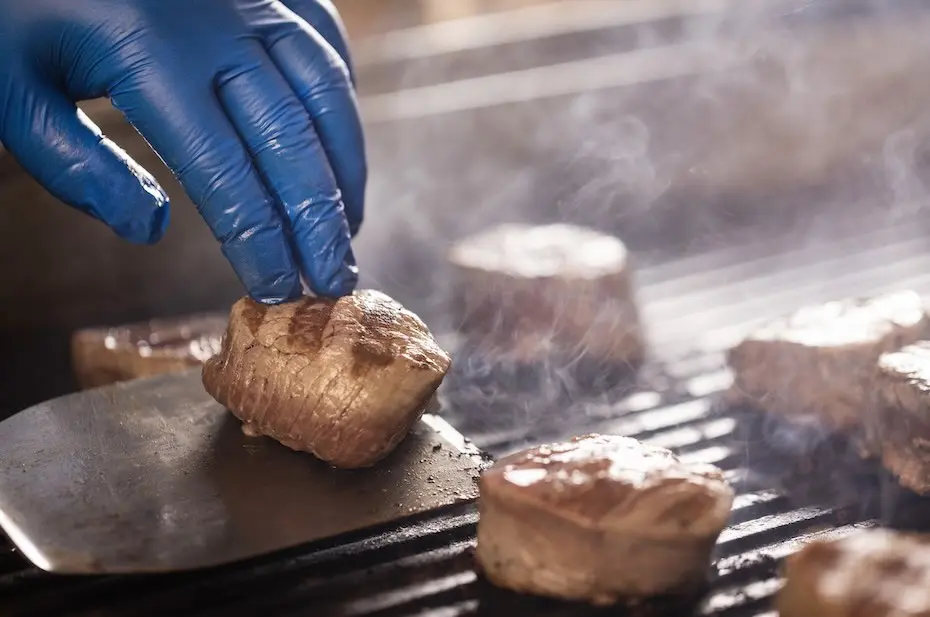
[870,341,930,494]
[727,290,930,433]
[777,529,930,617]
[448,223,645,369]
[72,313,226,389]
[202,290,452,469]
[475,434,734,605]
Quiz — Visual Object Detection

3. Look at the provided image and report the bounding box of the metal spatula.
[0,369,483,574]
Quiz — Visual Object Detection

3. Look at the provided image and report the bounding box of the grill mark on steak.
[351,339,400,375]
[241,300,268,337]
[286,300,333,354]
[203,290,451,468]
[350,293,418,375]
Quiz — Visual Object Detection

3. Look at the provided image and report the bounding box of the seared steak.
[72,313,226,389]
[727,290,930,431]
[475,434,734,605]
[871,341,930,494]
[202,290,452,469]
[448,224,645,369]
[777,529,930,617]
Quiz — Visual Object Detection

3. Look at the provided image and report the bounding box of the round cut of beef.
[202,290,452,469]
[778,529,930,617]
[448,223,645,369]
[475,433,734,605]
[870,341,930,494]
[727,290,930,431]
[72,313,226,389]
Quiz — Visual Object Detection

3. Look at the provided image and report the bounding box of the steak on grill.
[201,290,452,469]
[448,223,645,371]
[72,313,226,389]
[871,341,930,494]
[475,434,734,605]
[777,529,930,617]
[726,290,930,432]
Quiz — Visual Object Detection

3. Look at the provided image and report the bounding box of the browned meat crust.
[777,529,930,617]
[202,290,452,469]
[727,290,930,432]
[871,342,930,494]
[475,434,734,605]
[448,224,645,369]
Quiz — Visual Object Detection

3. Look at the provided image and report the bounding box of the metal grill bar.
[353,0,930,100]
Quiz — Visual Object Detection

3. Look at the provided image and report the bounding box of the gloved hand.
[0,0,365,303]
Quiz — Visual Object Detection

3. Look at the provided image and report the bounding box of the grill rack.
[7,208,930,616]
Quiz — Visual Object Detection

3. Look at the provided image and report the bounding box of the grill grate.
[5,209,930,616]
[0,369,903,617]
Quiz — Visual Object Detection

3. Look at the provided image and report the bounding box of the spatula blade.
[0,369,484,574]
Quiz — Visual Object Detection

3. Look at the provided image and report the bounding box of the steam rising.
[348,1,930,440]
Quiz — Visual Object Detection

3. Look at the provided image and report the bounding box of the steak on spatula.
[202,290,452,469]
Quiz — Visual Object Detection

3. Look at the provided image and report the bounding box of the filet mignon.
[448,224,645,372]
[202,290,452,469]
[72,313,226,389]
[727,290,930,431]
[777,529,930,617]
[871,341,930,494]
[475,434,734,605]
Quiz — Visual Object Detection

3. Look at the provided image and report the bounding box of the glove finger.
[264,13,367,238]
[278,0,356,84]
[216,45,357,298]
[0,80,168,244]
[109,76,302,304]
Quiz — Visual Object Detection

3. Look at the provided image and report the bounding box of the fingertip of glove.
[148,198,171,242]
[321,266,359,298]
[112,196,171,245]
[348,216,362,238]
[312,245,359,298]
[248,273,305,305]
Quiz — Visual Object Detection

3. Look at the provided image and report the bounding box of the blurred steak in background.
[70,313,226,390]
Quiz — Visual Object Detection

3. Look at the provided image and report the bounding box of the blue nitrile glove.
[0,0,365,303]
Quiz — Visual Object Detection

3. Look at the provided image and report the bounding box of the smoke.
[348,0,930,438]
[883,127,930,218]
